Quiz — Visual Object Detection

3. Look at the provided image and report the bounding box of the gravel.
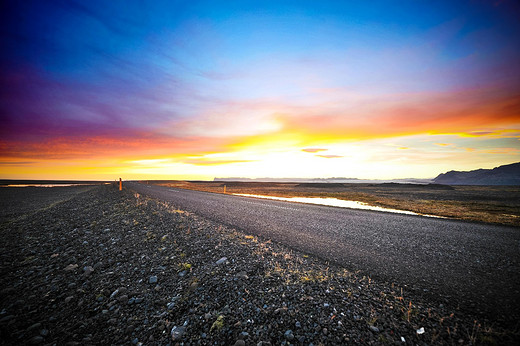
[0,184,518,345]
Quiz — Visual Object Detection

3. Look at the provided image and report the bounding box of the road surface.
[127,182,520,321]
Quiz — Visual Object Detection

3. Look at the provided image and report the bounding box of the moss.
[210,315,225,333]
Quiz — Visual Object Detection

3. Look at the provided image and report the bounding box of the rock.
[234,340,246,346]
[0,315,15,324]
[295,321,301,328]
[135,297,144,304]
[171,325,186,341]
[369,325,380,333]
[216,257,227,265]
[28,336,44,344]
[64,296,74,303]
[149,276,158,284]
[82,266,94,278]
[109,289,120,299]
[64,264,78,272]
[284,329,294,340]
[417,327,425,334]
[26,322,42,332]
[40,329,49,337]
[128,297,135,305]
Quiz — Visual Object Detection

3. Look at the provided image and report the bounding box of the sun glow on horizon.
[1,1,519,180]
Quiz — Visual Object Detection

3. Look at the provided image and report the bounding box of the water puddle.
[233,193,444,218]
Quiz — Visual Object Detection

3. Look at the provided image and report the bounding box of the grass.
[144,180,520,227]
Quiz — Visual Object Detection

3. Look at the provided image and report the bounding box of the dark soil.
[1,185,518,345]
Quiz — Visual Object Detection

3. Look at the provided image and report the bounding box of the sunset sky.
[1,0,519,180]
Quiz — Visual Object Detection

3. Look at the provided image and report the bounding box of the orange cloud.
[316,154,343,158]
[302,148,328,153]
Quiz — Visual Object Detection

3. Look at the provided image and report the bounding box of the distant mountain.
[214,177,432,184]
[433,162,520,185]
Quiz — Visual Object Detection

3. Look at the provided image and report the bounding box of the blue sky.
[1,0,519,179]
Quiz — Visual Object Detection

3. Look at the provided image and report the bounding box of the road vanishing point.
[128,182,520,323]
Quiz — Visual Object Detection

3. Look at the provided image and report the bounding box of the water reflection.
[234,193,443,218]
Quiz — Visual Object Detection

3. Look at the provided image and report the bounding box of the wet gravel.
[0,185,518,345]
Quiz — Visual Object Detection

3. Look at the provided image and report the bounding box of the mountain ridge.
[433,162,520,185]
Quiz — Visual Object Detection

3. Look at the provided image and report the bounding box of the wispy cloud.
[302,148,328,153]
[316,154,343,158]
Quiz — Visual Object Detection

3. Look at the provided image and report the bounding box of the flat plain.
[1,183,519,345]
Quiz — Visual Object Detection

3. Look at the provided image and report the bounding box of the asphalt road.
[127,182,520,321]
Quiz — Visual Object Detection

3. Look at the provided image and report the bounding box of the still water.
[234,193,443,218]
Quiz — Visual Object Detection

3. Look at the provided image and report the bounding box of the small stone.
[323,303,330,308]
[215,257,227,265]
[167,302,175,310]
[234,340,246,346]
[135,297,144,304]
[27,322,42,332]
[295,321,301,328]
[149,276,158,284]
[0,315,15,324]
[64,296,74,303]
[132,338,139,344]
[369,326,380,333]
[171,325,186,341]
[83,266,94,278]
[322,327,328,335]
[128,297,135,305]
[40,329,49,337]
[416,327,425,334]
[109,289,120,299]
[29,336,44,344]
[64,264,78,272]
[178,270,187,277]
[118,295,128,303]
[284,330,294,340]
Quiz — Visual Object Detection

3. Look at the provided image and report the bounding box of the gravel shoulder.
[1,185,518,345]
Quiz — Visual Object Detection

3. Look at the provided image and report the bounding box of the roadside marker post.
[224,185,226,193]
[119,178,122,191]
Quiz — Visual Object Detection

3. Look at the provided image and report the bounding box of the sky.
[1,0,519,180]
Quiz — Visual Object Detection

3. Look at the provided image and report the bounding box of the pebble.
[27,322,42,332]
[284,329,294,340]
[369,325,380,333]
[29,336,44,344]
[171,325,186,341]
[82,266,94,277]
[234,340,246,346]
[64,264,78,272]
[134,297,144,304]
[149,276,158,284]
[295,321,301,328]
[216,257,227,265]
